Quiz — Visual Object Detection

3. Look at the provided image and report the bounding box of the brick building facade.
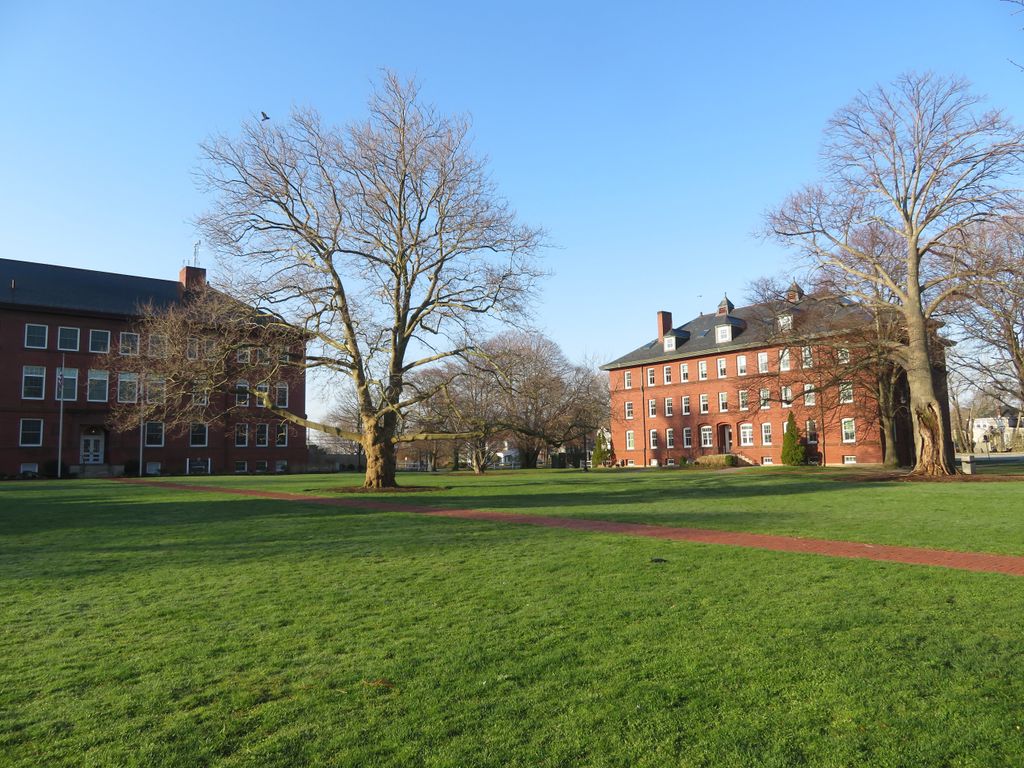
[601,289,889,467]
[1,259,307,477]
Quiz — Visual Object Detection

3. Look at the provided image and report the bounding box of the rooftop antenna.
[192,241,201,267]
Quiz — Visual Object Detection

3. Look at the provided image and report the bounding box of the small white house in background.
[494,442,520,468]
[971,416,1022,452]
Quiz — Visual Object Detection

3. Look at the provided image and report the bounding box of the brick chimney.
[657,310,672,339]
[179,265,206,292]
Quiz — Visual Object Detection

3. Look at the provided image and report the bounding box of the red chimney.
[657,310,672,339]
[179,266,207,292]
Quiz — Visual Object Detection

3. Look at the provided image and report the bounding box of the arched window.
[700,425,713,448]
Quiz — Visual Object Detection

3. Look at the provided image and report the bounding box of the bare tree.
[185,72,542,488]
[768,73,1024,475]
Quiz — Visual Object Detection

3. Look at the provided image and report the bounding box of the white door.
[80,435,104,464]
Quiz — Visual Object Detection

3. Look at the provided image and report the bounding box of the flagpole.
[57,353,65,479]
[138,379,144,477]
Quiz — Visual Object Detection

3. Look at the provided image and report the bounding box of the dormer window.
[715,325,732,343]
[778,314,793,332]
[663,336,676,352]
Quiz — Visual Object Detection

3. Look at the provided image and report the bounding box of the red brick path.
[117,479,1024,577]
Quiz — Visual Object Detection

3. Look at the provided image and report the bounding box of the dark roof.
[601,295,866,370]
[0,258,184,317]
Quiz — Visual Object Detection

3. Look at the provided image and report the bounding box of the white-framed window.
[55,367,78,401]
[843,455,858,464]
[624,371,632,389]
[663,365,672,385]
[57,326,80,351]
[144,421,164,447]
[778,314,793,331]
[666,428,675,448]
[842,418,856,443]
[647,368,656,386]
[148,334,167,358]
[683,427,692,448]
[119,332,140,356]
[87,370,108,402]
[275,382,289,408]
[739,423,754,447]
[650,429,659,449]
[624,401,634,420]
[761,423,773,446]
[802,346,813,369]
[717,358,727,378]
[736,355,747,376]
[700,425,713,448]
[718,392,728,412]
[22,365,45,399]
[762,456,774,465]
[145,461,162,475]
[20,463,39,475]
[838,347,851,364]
[839,382,854,404]
[803,384,816,406]
[779,348,791,372]
[759,388,770,409]
[806,419,818,444]
[276,422,288,447]
[146,376,166,404]
[648,399,657,418]
[256,347,271,365]
[237,347,251,364]
[255,383,269,408]
[625,459,635,467]
[757,351,769,373]
[117,372,138,403]
[187,337,200,360]
[699,394,709,414]
[192,380,209,406]
[24,323,47,349]
[663,336,676,352]
[681,395,690,415]
[89,329,111,353]
[19,418,43,447]
[680,363,689,382]
[254,460,269,473]
[781,386,792,408]
[190,423,209,448]
[664,398,673,417]
[255,423,269,447]
[625,430,635,450]
[235,460,248,474]
[236,380,250,406]
[698,360,708,380]
[716,325,732,343]
[738,390,749,411]
[235,423,249,447]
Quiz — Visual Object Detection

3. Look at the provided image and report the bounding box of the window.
[759,388,770,409]
[235,423,249,447]
[22,366,45,399]
[275,460,289,473]
[666,428,675,448]
[24,324,47,349]
[680,363,689,382]
[700,425,713,448]
[761,423,773,446]
[255,383,269,408]
[842,418,856,443]
[145,461,162,475]
[87,370,108,402]
[255,423,269,447]
[624,371,632,389]
[778,314,793,331]
[663,365,672,384]
[647,368,656,386]
[699,394,709,414]
[187,338,200,360]
[843,455,858,465]
[278,347,291,364]
[20,463,39,475]
[235,460,248,474]
[664,398,673,417]
[740,423,754,447]
[698,360,708,380]
[837,347,851,364]
[625,430,635,450]
[736,355,747,376]
[117,372,138,403]
[762,457,774,465]
[716,325,732,343]
[648,399,657,418]
[738,390,749,411]
[146,377,166,404]
[681,396,691,415]
[663,336,676,352]
[236,380,250,406]
[190,423,208,447]
[806,419,818,444]
[802,346,813,369]
[57,326,80,351]
[717,358,727,378]
[624,401,634,419]
[757,351,769,373]
[119,332,140,355]
[148,334,167,357]
[839,382,854,404]
[256,347,271,365]
[89,329,111,353]
[144,421,164,447]
[779,348,791,372]
[683,427,692,448]
[276,422,288,447]
[19,419,43,447]
[781,386,792,408]
[649,429,659,449]
[237,348,251,364]
[718,392,728,412]
[803,384,816,406]
[254,460,269,473]
[275,382,289,408]
[55,368,78,401]
[193,380,209,406]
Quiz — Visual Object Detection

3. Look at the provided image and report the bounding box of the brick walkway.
[117,479,1024,577]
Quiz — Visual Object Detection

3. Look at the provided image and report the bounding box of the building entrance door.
[80,434,104,464]
[719,425,733,453]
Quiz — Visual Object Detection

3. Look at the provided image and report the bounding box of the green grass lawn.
[3,470,1024,766]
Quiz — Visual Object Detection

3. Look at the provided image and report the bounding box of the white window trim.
[647,368,656,386]
[699,394,709,414]
[649,429,658,450]
[682,396,690,415]
[718,392,728,412]
[87,370,109,402]
[806,420,819,444]
[683,427,692,448]
[717,358,727,378]
[737,355,747,376]
[624,371,632,389]
[804,384,816,406]
[700,425,714,448]
[624,401,634,420]
[89,329,111,353]
[680,363,689,382]
[738,390,749,411]
[275,382,289,408]
[757,352,769,374]
[663,365,672,385]
[55,368,78,402]
[57,326,80,352]
[781,386,792,408]
[235,423,249,448]
[276,422,289,447]
[144,421,165,448]
[19,418,44,447]
[255,424,270,448]
[666,428,675,448]
[739,423,754,447]
[664,398,673,417]
[761,423,773,446]
[648,399,656,418]
[119,332,140,356]
[24,323,47,349]
[779,348,791,372]
[117,373,139,404]
[625,430,635,450]
[842,418,857,443]
[22,365,45,400]
[190,423,209,448]
[698,361,708,380]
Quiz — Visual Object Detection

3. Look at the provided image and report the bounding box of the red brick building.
[1,259,307,477]
[601,288,889,467]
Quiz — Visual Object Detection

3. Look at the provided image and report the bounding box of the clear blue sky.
[2,0,1022,416]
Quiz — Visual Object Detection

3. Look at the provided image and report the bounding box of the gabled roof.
[601,295,866,370]
[0,258,184,317]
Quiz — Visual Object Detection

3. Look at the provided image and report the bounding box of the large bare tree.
[188,72,543,488]
[768,73,1024,475]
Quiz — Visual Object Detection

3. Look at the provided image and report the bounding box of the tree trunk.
[876,371,900,468]
[520,447,541,469]
[362,415,398,489]
[904,323,954,476]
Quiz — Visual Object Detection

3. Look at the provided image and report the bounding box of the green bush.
[693,453,737,468]
[782,412,806,466]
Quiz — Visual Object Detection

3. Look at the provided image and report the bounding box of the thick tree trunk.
[519,447,541,469]
[904,321,955,476]
[362,414,398,489]
[876,372,900,468]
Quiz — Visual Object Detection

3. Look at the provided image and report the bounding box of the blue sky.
[2,0,1022,416]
